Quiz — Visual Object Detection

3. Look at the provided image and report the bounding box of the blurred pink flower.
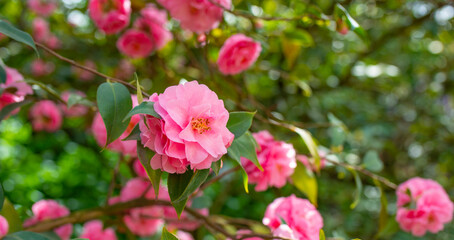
[115,59,135,79]
[60,91,89,117]
[23,200,73,240]
[0,215,8,237]
[91,95,139,156]
[396,177,454,236]
[32,18,50,43]
[80,220,117,240]
[263,195,323,240]
[117,29,154,58]
[31,59,55,77]
[176,231,194,240]
[88,0,131,34]
[73,60,97,81]
[217,34,261,75]
[29,100,62,132]
[139,81,234,171]
[28,0,58,16]
[158,0,231,33]
[0,66,33,116]
[242,130,296,191]
[133,159,147,178]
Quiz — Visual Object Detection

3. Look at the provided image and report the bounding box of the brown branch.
[34,42,149,97]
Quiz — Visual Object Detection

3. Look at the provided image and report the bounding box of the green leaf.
[334,4,368,42]
[161,227,178,240]
[191,195,212,209]
[137,142,162,197]
[0,199,22,232]
[135,73,143,104]
[167,169,210,217]
[284,30,314,48]
[123,101,160,122]
[293,127,321,172]
[0,20,38,55]
[0,64,6,84]
[291,162,318,206]
[0,100,32,121]
[67,93,94,109]
[319,229,326,240]
[349,169,362,209]
[4,231,51,240]
[227,132,262,171]
[96,82,133,147]
[211,160,221,176]
[363,150,383,172]
[374,179,389,237]
[0,182,3,211]
[227,111,255,139]
[122,124,140,141]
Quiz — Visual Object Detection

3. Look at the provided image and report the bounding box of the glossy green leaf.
[363,150,383,172]
[96,82,132,147]
[0,100,31,121]
[123,101,160,122]
[137,142,162,197]
[122,124,140,141]
[161,227,178,240]
[291,162,318,206]
[167,169,210,217]
[0,64,6,84]
[349,169,362,209]
[227,132,262,171]
[293,127,321,172]
[227,111,255,139]
[0,20,38,55]
[334,4,368,42]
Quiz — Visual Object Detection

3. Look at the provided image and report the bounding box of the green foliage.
[123,101,160,121]
[137,142,162,197]
[0,182,3,211]
[161,227,178,240]
[226,111,255,139]
[0,19,38,55]
[0,64,6,84]
[227,132,262,171]
[0,100,31,121]
[291,162,318,205]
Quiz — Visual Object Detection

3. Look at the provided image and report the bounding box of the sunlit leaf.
[291,162,318,206]
[293,127,321,172]
[319,229,326,240]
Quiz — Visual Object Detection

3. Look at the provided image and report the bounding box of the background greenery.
[1,0,454,239]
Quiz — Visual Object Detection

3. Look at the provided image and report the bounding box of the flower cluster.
[32,18,60,49]
[88,0,131,35]
[242,130,296,191]
[27,0,57,17]
[139,81,234,172]
[263,195,324,240]
[396,177,454,236]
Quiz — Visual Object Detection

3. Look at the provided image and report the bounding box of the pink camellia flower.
[217,34,262,75]
[88,0,131,35]
[0,215,8,237]
[80,220,117,240]
[29,100,62,132]
[60,91,89,117]
[23,200,73,240]
[396,177,454,236]
[177,231,194,240]
[31,59,55,77]
[139,81,234,172]
[242,130,296,192]
[91,95,139,156]
[158,0,231,33]
[263,195,323,240]
[28,0,58,17]
[134,5,172,50]
[0,67,33,115]
[117,30,154,58]
[133,159,147,178]
[73,60,97,81]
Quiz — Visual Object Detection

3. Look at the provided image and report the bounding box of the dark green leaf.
[291,162,318,206]
[161,227,178,240]
[96,82,132,147]
[0,64,6,84]
[0,100,31,121]
[122,124,140,141]
[363,150,383,172]
[123,101,160,122]
[0,182,3,211]
[0,199,22,232]
[226,111,255,139]
[0,20,38,55]
[168,169,210,217]
[227,132,262,171]
[4,231,50,240]
[211,160,221,176]
[137,142,162,197]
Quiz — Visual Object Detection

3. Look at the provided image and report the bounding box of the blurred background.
[1,0,454,239]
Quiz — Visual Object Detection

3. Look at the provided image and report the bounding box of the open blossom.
[139,81,234,172]
[89,0,131,34]
[158,0,231,33]
[30,100,62,132]
[60,91,89,117]
[117,5,171,58]
[0,66,33,116]
[91,95,139,156]
[396,177,454,236]
[24,200,73,240]
[242,131,296,191]
[0,215,8,238]
[28,0,58,16]
[217,34,261,75]
[263,195,323,240]
[80,220,117,240]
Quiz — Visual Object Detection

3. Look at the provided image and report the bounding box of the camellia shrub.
[0,0,453,239]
